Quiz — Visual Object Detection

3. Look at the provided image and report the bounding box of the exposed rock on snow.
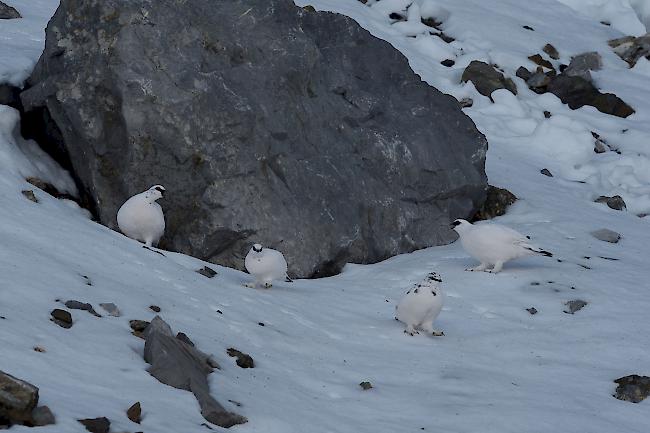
[540,168,553,177]
[461,60,517,97]
[64,300,101,317]
[543,43,560,60]
[196,266,217,278]
[143,316,246,428]
[21,0,488,278]
[99,303,120,317]
[591,228,621,243]
[50,308,72,328]
[526,307,538,315]
[0,371,54,428]
[21,190,37,203]
[0,1,20,19]
[77,416,110,433]
[471,186,517,221]
[563,299,588,314]
[126,401,141,424]
[359,381,373,390]
[528,54,554,70]
[609,34,650,67]
[595,195,627,211]
[564,52,602,81]
[546,74,634,118]
[613,375,650,403]
[227,348,255,369]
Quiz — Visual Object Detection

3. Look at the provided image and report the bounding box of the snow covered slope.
[1,0,649,432]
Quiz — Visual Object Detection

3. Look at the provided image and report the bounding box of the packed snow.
[1,0,649,432]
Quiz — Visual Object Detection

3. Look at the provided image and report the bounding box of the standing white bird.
[244,244,288,288]
[396,272,444,336]
[451,219,552,273]
[117,185,166,247]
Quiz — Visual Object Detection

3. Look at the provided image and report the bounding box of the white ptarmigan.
[395,272,445,336]
[451,219,552,273]
[244,244,288,288]
[116,185,166,247]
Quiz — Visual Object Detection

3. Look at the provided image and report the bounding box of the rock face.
[21,0,488,278]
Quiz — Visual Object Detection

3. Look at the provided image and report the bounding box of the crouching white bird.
[396,272,445,337]
[117,185,166,247]
[244,243,288,288]
[451,219,552,273]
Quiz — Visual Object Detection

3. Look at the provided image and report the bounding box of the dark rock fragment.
[227,348,255,369]
[472,185,517,221]
[613,375,650,403]
[50,309,72,328]
[78,417,110,433]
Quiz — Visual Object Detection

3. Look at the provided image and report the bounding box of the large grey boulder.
[21,0,488,277]
[0,1,21,19]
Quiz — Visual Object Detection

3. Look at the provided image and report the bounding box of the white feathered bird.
[451,219,552,273]
[244,244,288,288]
[395,272,444,336]
[117,185,166,247]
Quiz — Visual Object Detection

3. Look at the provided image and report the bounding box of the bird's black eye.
[451,220,461,227]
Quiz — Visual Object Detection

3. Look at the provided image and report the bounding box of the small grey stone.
[65,300,101,317]
[459,97,473,108]
[609,34,650,67]
[227,348,255,369]
[461,60,517,97]
[543,43,560,60]
[196,266,217,278]
[563,299,588,314]
[526,307,538,315]
[564,52,602,81]
[516,66,532,81]
[440,59,455,67]
[595,195,626,211]
[21,190,38,203]
[591,228,621,243]
[614,375,650,403]
[527,71,551,88]
[30,406,55,426]
[78,417,110,433]
[99,303,120,317]
[359,381,373,390]
[129,320,150,332]
[540,168,553,177]
[149,305,161,313]
[50,309,72,328]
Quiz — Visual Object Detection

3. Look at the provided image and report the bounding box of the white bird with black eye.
[117,185,166,248]
[244,243,289,288]
[451,219,552,273]
[395,272,445,337]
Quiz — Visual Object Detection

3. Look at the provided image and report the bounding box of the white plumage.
[451,219,552,273]
[117,185,166,247]
[244,244,288,288]
[395,272,444,336]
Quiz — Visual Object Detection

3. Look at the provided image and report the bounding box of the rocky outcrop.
[143,316,246,428]
[0,1,20,19]
[21,0,488,278]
